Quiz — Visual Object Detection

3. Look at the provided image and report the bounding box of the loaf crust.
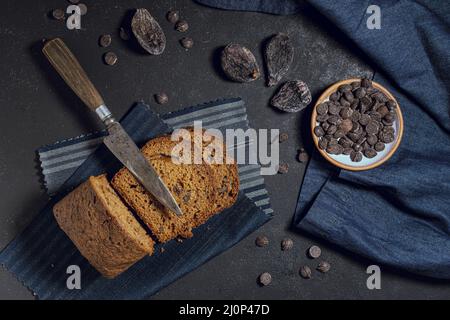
[53,175,154,278]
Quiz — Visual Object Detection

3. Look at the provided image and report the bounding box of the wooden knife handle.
[42,38,105,111]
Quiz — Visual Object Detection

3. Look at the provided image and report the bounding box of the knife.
[42,38,183,216]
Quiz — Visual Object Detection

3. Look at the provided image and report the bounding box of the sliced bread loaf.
[111,134,217,243]
[53,174,154,279]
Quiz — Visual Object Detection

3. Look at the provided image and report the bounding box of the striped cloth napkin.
[0,98,272,299]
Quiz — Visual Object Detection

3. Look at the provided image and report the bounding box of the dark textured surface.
[0,0,448,299]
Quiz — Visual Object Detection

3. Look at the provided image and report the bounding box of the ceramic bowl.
[311,78,404,171]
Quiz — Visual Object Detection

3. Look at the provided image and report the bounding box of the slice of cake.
[111,128,240,243]
[111,134,217,243]
[53,174,154,278]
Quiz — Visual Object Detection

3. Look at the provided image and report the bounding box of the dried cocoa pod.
[131,8,166,55]
[270,80,312,113]
[221,44,260,83]
[264,33,294,87]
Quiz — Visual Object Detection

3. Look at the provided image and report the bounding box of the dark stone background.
[0,0,448,299]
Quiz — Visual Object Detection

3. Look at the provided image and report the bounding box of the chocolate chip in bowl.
[311,78,404,171]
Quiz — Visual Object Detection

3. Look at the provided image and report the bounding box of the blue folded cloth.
[0,99,272,299]
[195,0,450,278]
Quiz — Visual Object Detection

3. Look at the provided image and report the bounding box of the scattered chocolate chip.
[328,138,338,146]
[316,114,329,123]
[299,266,312,279]
[357,136,367,146]
[377,105,389,117]
[379,132,395,143]
[279,132,289,143]
[298,150,308,163]
[327,115,341,125]
[361,78,372,88]
[350,150,363,162]
[366,134,378,145]
[384,112,396,123]
[255,236,269,247]
[166,10,180,24]
[52,9,65,20]
[175,20,189,32]
[366,120,380,135]
[281,238,294,251]
[374,142,385,152]
[386,100,397,111]
[353,143,362,152]
[344,91,354,103]
[182,191,191,203]
[359,113,371,126]
[339,137,353,148]
[329,92,339,101]
[321,122,330,131]
[328,103,340,115]
[316,103,328,115]
[372,91,388,103]
[364,148,377,158]
[318,138,328,150]
[259,272,272,286]
[338,84,352,93]
[317,261,331,273]
[277,163,289,174]
[383,126,395,134]
[351,110,361,122]
[103,52,118,66]
[351,81,361,89]
[155,92,169,105]
[326,144,343,155]
[308,245,322,259]
[354,87,366,99]
[339,118,353,133]
[343,147,353,155]
[333,129,345,139]
[340,107,352,119]
[99,34,112,48]
[313,126,325,138]
[180,37,194,49]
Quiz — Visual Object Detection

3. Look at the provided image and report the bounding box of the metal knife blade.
[103,121,183,216]
[41,39,182,215]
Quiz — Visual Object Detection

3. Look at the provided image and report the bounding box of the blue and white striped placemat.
[38,98,273,216]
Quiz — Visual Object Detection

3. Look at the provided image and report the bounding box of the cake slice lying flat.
[53,174,154,278]
[111,134,217,243]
